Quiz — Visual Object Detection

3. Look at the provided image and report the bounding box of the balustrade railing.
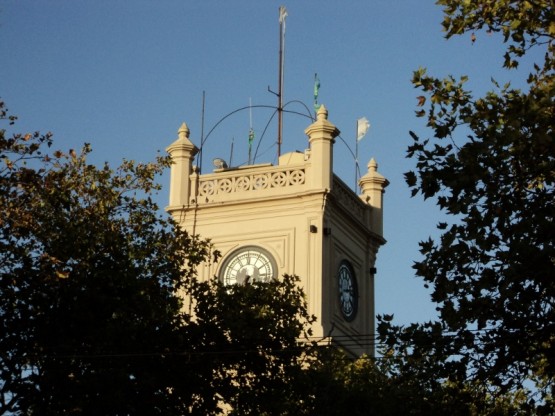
[196,167,306,199]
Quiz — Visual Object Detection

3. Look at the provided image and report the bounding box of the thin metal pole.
[277,7,286,158]
[355,120,359,191]
[198,91,206,173]
[248,98,253,164]
[229,137,234,167]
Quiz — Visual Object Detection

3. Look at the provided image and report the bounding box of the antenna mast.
[277,6,287,158]
[229,137,234,167]
[198,91,206,173]
[248,98,254,164]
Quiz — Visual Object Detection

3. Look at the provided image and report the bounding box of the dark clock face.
[338,260,358,321]
[220,246,277,286]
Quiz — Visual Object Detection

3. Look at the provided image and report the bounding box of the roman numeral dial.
[220,246,277,286]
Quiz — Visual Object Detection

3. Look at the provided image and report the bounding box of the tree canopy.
[3,2,554,413]
[0,100,318,415]
[2,96,538,414]
[379,0,554,412]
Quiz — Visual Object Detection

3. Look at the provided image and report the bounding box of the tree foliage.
[301,348,530,416]
[0,100,317,415]
[379,0,554,411]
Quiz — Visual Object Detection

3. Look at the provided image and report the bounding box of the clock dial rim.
[337,260,358,322]
[220,245,277,286]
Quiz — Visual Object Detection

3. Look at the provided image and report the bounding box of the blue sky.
[1,1,540,327]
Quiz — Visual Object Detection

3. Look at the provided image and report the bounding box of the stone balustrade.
[192,165,307,203]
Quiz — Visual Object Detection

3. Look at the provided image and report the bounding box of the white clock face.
[220,246,277,286]
[338,261,358,321]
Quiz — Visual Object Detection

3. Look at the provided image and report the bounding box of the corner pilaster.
[304,105,340,190]
[166,123,199,209]
[359,158,389,236]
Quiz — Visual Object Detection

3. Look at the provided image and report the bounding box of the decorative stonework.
[198,168,306,197]
[332,177,366,220]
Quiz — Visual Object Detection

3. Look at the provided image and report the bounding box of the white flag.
[279,6,288,25]
[357,117,370,141]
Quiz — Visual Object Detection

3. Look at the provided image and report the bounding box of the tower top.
[166,122,198,159]
[316,104,328,120]
[359,157,389,237]
[178,122,190,140]
[304,103,340,141]
[360,158,388,185]
[368,158,378,172]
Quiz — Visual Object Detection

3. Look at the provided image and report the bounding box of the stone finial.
[166,121,198,156]
[304,103,340,140]
[178,122,190,140]
[316,105,328,121]
[368,158,378,172]
[360,158,388,188]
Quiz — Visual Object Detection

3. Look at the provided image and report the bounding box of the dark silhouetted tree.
[379,0,554,412]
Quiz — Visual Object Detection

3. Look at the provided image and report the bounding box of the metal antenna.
[277,6,287,158]
[229,137,234,167]
[248,98,254,164]
[198,91,206,173]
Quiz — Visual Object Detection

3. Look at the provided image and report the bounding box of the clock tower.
[166,105,388,356]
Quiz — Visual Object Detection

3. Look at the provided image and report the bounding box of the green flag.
[314,73,321,113]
